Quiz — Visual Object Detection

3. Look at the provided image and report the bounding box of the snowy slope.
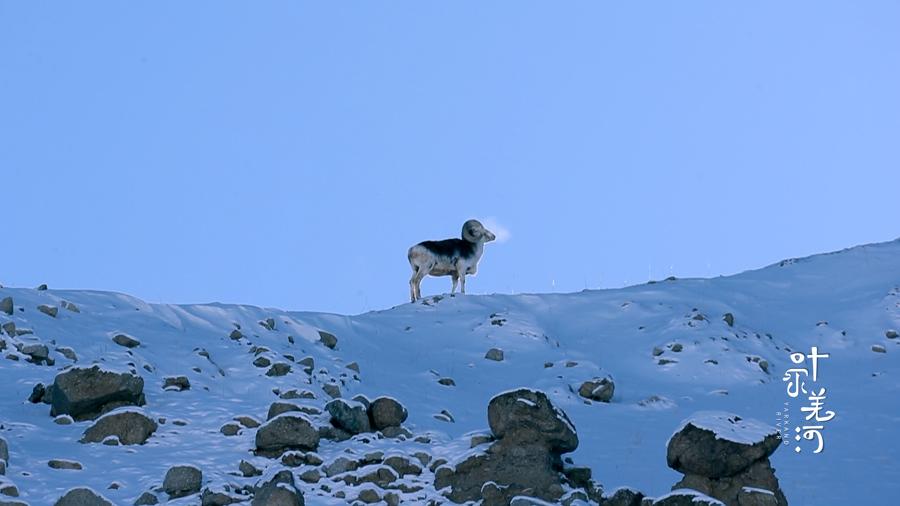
[1,239,899,505]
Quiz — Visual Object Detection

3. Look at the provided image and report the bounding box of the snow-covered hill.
[1,239,899,505]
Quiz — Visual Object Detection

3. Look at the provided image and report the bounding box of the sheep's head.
[462,219,496,243]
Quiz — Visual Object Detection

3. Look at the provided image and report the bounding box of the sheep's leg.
[411,264,429,302]
[451,273,459,294]
[459,273,466,294]
[410,266,422,302]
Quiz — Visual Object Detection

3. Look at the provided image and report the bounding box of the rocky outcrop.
[81,408,158,445]
[435,388,598,505]
[666,412,787,506]
[49,366,146,421]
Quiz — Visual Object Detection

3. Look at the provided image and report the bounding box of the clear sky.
[1,2,898,314]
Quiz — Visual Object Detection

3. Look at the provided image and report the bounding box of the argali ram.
[407,219,496,303]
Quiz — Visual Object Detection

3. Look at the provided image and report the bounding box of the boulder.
[252,470,304,506]
[317,330,338,349]
[0,437,7,464]
[55,488,113,506]
[578,376,615,402]
[163,465,202,499]
[112,334,141,348]
[326,398,371,434]
[0,297,12,316]
[369,396,408,430]
[488,388,578,453]
[163,376,190,391]
[38,304,58,318]
[485,348,505,361]
[667,412,787,506]
[81,409,157,445]
[255,414,320,455]
[133,491,159,505]
[50,366,145,421]
[666,412,779,478]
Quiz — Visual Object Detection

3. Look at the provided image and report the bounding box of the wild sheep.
[408,219,496,303]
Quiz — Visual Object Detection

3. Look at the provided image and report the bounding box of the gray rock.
[38,304,58,318]
[252,470,304,506]
[887,329,899,339]
[253,356,271,368]
[266,363,292,377]
[324,456,359,477]
[163,376,190,391]
[666,414,780,478]
[200,487,243,506]
[255,413,320,455]
[50,365,146,421]
[0,297,12,316]
[488,388,578,453]
[357,465,399,487]
[81,409,158,445]
[235,415,261,428]
[357,488,380,504]
[653,489,725,506]
[112,333,140,348]
[48,459,83,470]
[133,491,159,505]
[62,301,80,313]
[0,436,8,465]
[384,455,423,476]
[259,318,276,331]
[723,313,735,327]
[229,329,243,340]
[239,460,262,477]
[322,383,341,399]
[872,344,887,353]
[55,488,113,506]
[317,330,338,349]
[673,460,787,506]
[438,377,456,386]
[604,487,645,506]
[163,465,202,499]
[578,376,615,402]
[56,347,78,361]
[369,396,408,430]
[267,401,302,420]
[220,423,241,436]
[326,398,371,434]
[485,348,504,361]
[36,284,48,290]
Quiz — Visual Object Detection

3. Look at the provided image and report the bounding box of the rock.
[48,459,83,470]
[0,436,8,465]
[872,344,887,353]
[357,465,399,487]
[440,388,578,504]
[163,376,190,391]
[38,304,58,318]
[54,415,74,425]
[357,488,380,504]
[318,330,338,349]
[324,456,359,477]
[255,413,320,455]
[384,455,423,476]
[163,465,202,499]
[299,468,320,483]
[0,480,19,497]
[253,356,272,368]
[488,388,578,453]
[200,487,242,506]
[667,412,779,478]
[723,313,735,327]
[62,301,80,313]
[259,318,276,331]
[604,487,645,506]
[578,376,615,402]
[0,297,12,316]
[252,470,304,506]
[266,363,292,376]
[438,377,456,386]
[485,348,505,361]
[229,329,243,340]
[56,347,77,361]
[55,487,113,506]
[36,283,48,290]
[81,409,157,445]
[235,415,261,428]
[112,333,141,348]
[670,343,683,352]
[267,402,302,420]
[737,487,780,506]
[239,460,262,477]
[470,433,494,447]
[346,361,360,373]
[381,425,413,439]
[369,396,408,430]
[326,398,371,434]
[322,383,341,399]
[887,329,899,339]
[50,365,145,421]
[220,423,241,436]
[133,491,159,505]
[652,346,664,356]
[653,489,725,506]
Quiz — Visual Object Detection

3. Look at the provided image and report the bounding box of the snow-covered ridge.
[1,238,899,504]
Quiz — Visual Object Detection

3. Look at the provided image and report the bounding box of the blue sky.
[1,2,898,314]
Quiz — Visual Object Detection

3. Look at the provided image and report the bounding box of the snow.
[672,411,777,445]
[0,238,899,504]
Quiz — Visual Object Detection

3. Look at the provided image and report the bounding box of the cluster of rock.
[434,388,602,505]
[666,412,787,506]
